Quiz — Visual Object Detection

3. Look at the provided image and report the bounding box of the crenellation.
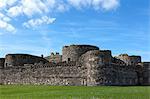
[0,44,149,86]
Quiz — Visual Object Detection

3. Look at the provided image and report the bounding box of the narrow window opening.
[68,58,71,61]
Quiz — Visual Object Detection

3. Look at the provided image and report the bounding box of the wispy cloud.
[68,0,119,10]
[0,0,120,31]
[23,16,56,28]
[0,20,16,33]
[0,12,16,33]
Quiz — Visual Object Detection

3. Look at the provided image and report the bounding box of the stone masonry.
[0,44,149,86]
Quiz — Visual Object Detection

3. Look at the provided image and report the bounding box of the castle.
[0,44,149,86]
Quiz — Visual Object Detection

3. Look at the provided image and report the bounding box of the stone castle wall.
[116,54,141,65]
[62,45,99,62]
[129,56,141,65]
[79,50,139,86]
[0,44,149,86]
[0,58,5,69]
[0,61,141,86]
[48,52,62,63]
[4,54,48,68]
[0,62,85,85]
[140,62,150,85]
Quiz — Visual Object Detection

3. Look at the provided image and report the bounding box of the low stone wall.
[0,62,84,86]
[4,54,49,68]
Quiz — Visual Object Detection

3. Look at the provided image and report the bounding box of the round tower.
[62,45,99,62]
[81,50,112,86]
[4,54,14,67]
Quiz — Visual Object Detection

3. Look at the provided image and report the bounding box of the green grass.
[0,85,149,99]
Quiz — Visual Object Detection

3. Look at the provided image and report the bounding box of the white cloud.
[68,0,119,10]
[0,20,16,32]
[46,0,56,8]
[0,12,16,33]
[0,12,11,22]
[97,0,119,10]
[7,6,23,17]
[7,0,66,17]
[0,0,17,9]
[21,0,48,17]
[67,0,92,9]
[7,0,47,17]
[23,16,56,28]
[6,0,119,18]
[0,0,120,31]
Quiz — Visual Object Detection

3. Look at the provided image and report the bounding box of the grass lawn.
[0,85,149,99]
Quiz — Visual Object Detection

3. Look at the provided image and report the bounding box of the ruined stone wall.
[116,54,141,65]
[111,64,138,85]
[4,54,48,68]
[129,56,141,65]
[112,57,125,65]
[49,52,62,63]
[141,62,150,85]
[98,50,112,64]
[116,54,131,65]
[0,58,5,69]
[0,62,84,86]
[62,45,99,62]
[79,50,113,86]
[80,50,112,65]
[0,44,149,86]
[79,50,138,86]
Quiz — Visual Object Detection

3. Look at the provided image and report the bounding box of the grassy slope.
[0,85,150,99]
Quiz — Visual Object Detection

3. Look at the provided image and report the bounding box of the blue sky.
[0,0,150,61]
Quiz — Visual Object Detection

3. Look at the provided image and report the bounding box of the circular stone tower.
[62,45,99,62]
[81,50,112,86]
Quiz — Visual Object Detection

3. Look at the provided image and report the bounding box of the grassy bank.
[0,85,149,99]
